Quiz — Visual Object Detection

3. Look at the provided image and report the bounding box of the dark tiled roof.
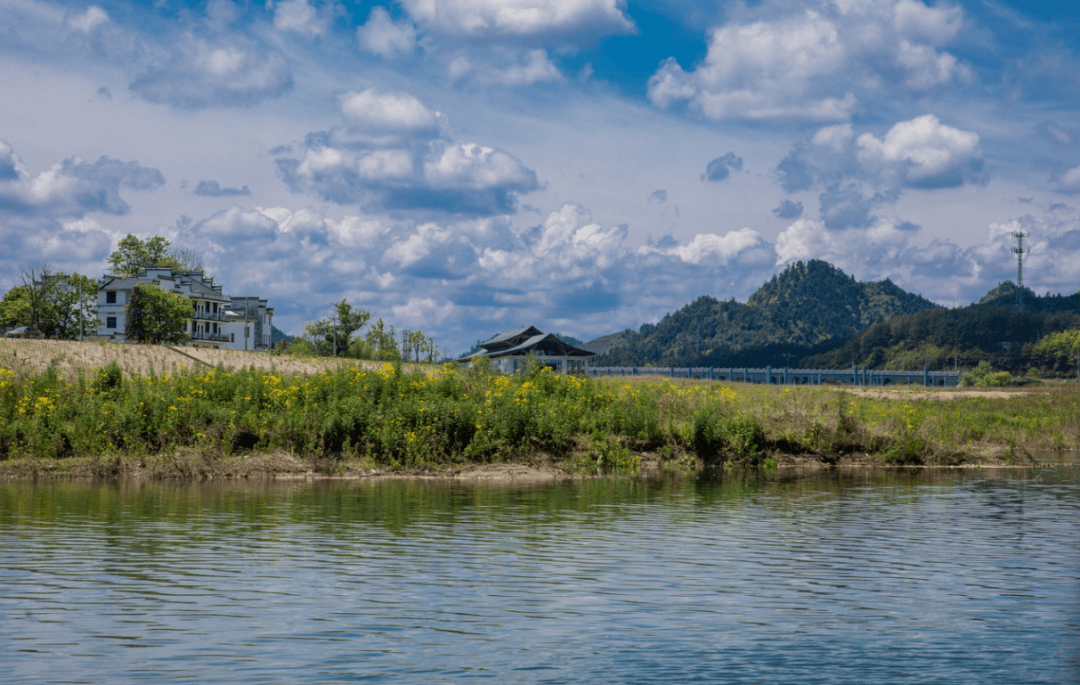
[459,332,595,361]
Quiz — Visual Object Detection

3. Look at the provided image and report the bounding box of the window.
[106,291,116,304]
[231,333,235,343]
[106,317,116,329]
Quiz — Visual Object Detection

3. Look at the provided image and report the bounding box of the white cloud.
[446,49,561,87]
[0,140,164,218]
[66,5,108,33]
[648,0,967,122]
[273,0,330,38]
[356,7,417,58]
[1053,164,1080,194]
[776,217,911,276]
[649,11,853,122]
[398,0,632,41]
[129,35,292,108]
[891,0,962,45]
[338,88,440,137]
[856,114,983,188]
[276,89,539,215]
[895,40,962,89]
[645,228,767,266]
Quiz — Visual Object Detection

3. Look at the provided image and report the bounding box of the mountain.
[801,282,1080,372]
[592,260,940,367]
[271,325,292,348]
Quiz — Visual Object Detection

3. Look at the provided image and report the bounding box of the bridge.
[584,365,961,387]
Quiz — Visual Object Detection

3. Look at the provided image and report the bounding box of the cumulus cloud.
[702,153,743,182]
[337,88,440,137]
[446,48,561,87]
[195,180,251,197]
[0,140,164,217]
[173,200,785,349]
[775,216,916,281]
[648,0,967,122]
[357,7,418,58]
[273,0,330,38]
[775,115,984,226]
[276,88,539,215]
[856,114,984,188]
[398,0,633,43]
[129,35,292,108]
[66,5,108,33]
[1052,164,1080,194]
[0,141,158,281]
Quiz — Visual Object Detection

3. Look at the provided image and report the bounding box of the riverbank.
[0,446,1063,482]
[1,339,1076,480]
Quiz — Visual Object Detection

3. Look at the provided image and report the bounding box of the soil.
[0,445,1058,483]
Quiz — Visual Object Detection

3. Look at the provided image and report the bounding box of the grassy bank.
[1,339,1076,478]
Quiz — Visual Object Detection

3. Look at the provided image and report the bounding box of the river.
[2,467,1078,684]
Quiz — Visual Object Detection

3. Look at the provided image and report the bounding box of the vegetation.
[106,234,202,277]
[595,260,939,368]
[802,299,1080,374]
[302,299,372,357]
[0,265,97,339]
[288,300,438,362]
[1,342,1075,477]
[124,284,192,344]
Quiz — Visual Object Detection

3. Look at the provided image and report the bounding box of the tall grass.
[1,357,1076,473]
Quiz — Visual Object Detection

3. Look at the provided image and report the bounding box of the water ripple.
[2,469,1078,684]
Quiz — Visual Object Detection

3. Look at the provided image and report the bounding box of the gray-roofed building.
[457,326,594,374]
[97,267,273,350]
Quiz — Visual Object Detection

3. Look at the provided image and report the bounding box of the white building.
[97,267,274,350]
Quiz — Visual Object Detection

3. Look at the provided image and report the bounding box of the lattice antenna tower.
[1012,230,1030,311]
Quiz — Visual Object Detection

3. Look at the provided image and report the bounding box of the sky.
[2,0,1079,354]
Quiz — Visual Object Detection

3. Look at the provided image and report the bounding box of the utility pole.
[1012,230,1030,311]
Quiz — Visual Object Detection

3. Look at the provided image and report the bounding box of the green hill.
[593,260,940,367]
[800,283,1080,372]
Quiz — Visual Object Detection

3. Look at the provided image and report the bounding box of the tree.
[0,285,32,332]
[5,264,97,339]
[349,318,400,361]
[303,300,371,357]
[125,283,191,344]
[107,234,204,277]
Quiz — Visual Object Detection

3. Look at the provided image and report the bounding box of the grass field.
[0,339,1075,479]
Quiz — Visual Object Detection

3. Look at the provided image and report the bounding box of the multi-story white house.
[97,267,274,351]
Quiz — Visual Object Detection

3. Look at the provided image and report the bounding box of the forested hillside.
[593,260,939,367]
[801,289,1080,373]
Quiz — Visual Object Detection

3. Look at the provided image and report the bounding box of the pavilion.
[457,326,595,374]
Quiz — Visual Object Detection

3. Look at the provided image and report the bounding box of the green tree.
[107,234,203,277]
[350,318,400,361]
[5,265,97,339]
[125,283,191,344]
[303,300,371,357]
[1029,328,1080,375]
[0,285,32,331]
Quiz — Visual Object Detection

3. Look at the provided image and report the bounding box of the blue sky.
[2,0,1079,353]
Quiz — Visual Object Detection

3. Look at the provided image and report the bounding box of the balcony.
[190,331,230,343]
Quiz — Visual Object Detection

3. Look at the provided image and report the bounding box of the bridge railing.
[583,365,961,387]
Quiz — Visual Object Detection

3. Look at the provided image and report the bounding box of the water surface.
[2,468,1078,684]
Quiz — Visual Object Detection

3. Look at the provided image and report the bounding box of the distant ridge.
[590,260,939,368]
[801,281,1080,372]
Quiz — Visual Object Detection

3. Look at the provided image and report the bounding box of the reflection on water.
[2,468,1078,684]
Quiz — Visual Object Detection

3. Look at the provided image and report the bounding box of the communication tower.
[1011,230,1030,311]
